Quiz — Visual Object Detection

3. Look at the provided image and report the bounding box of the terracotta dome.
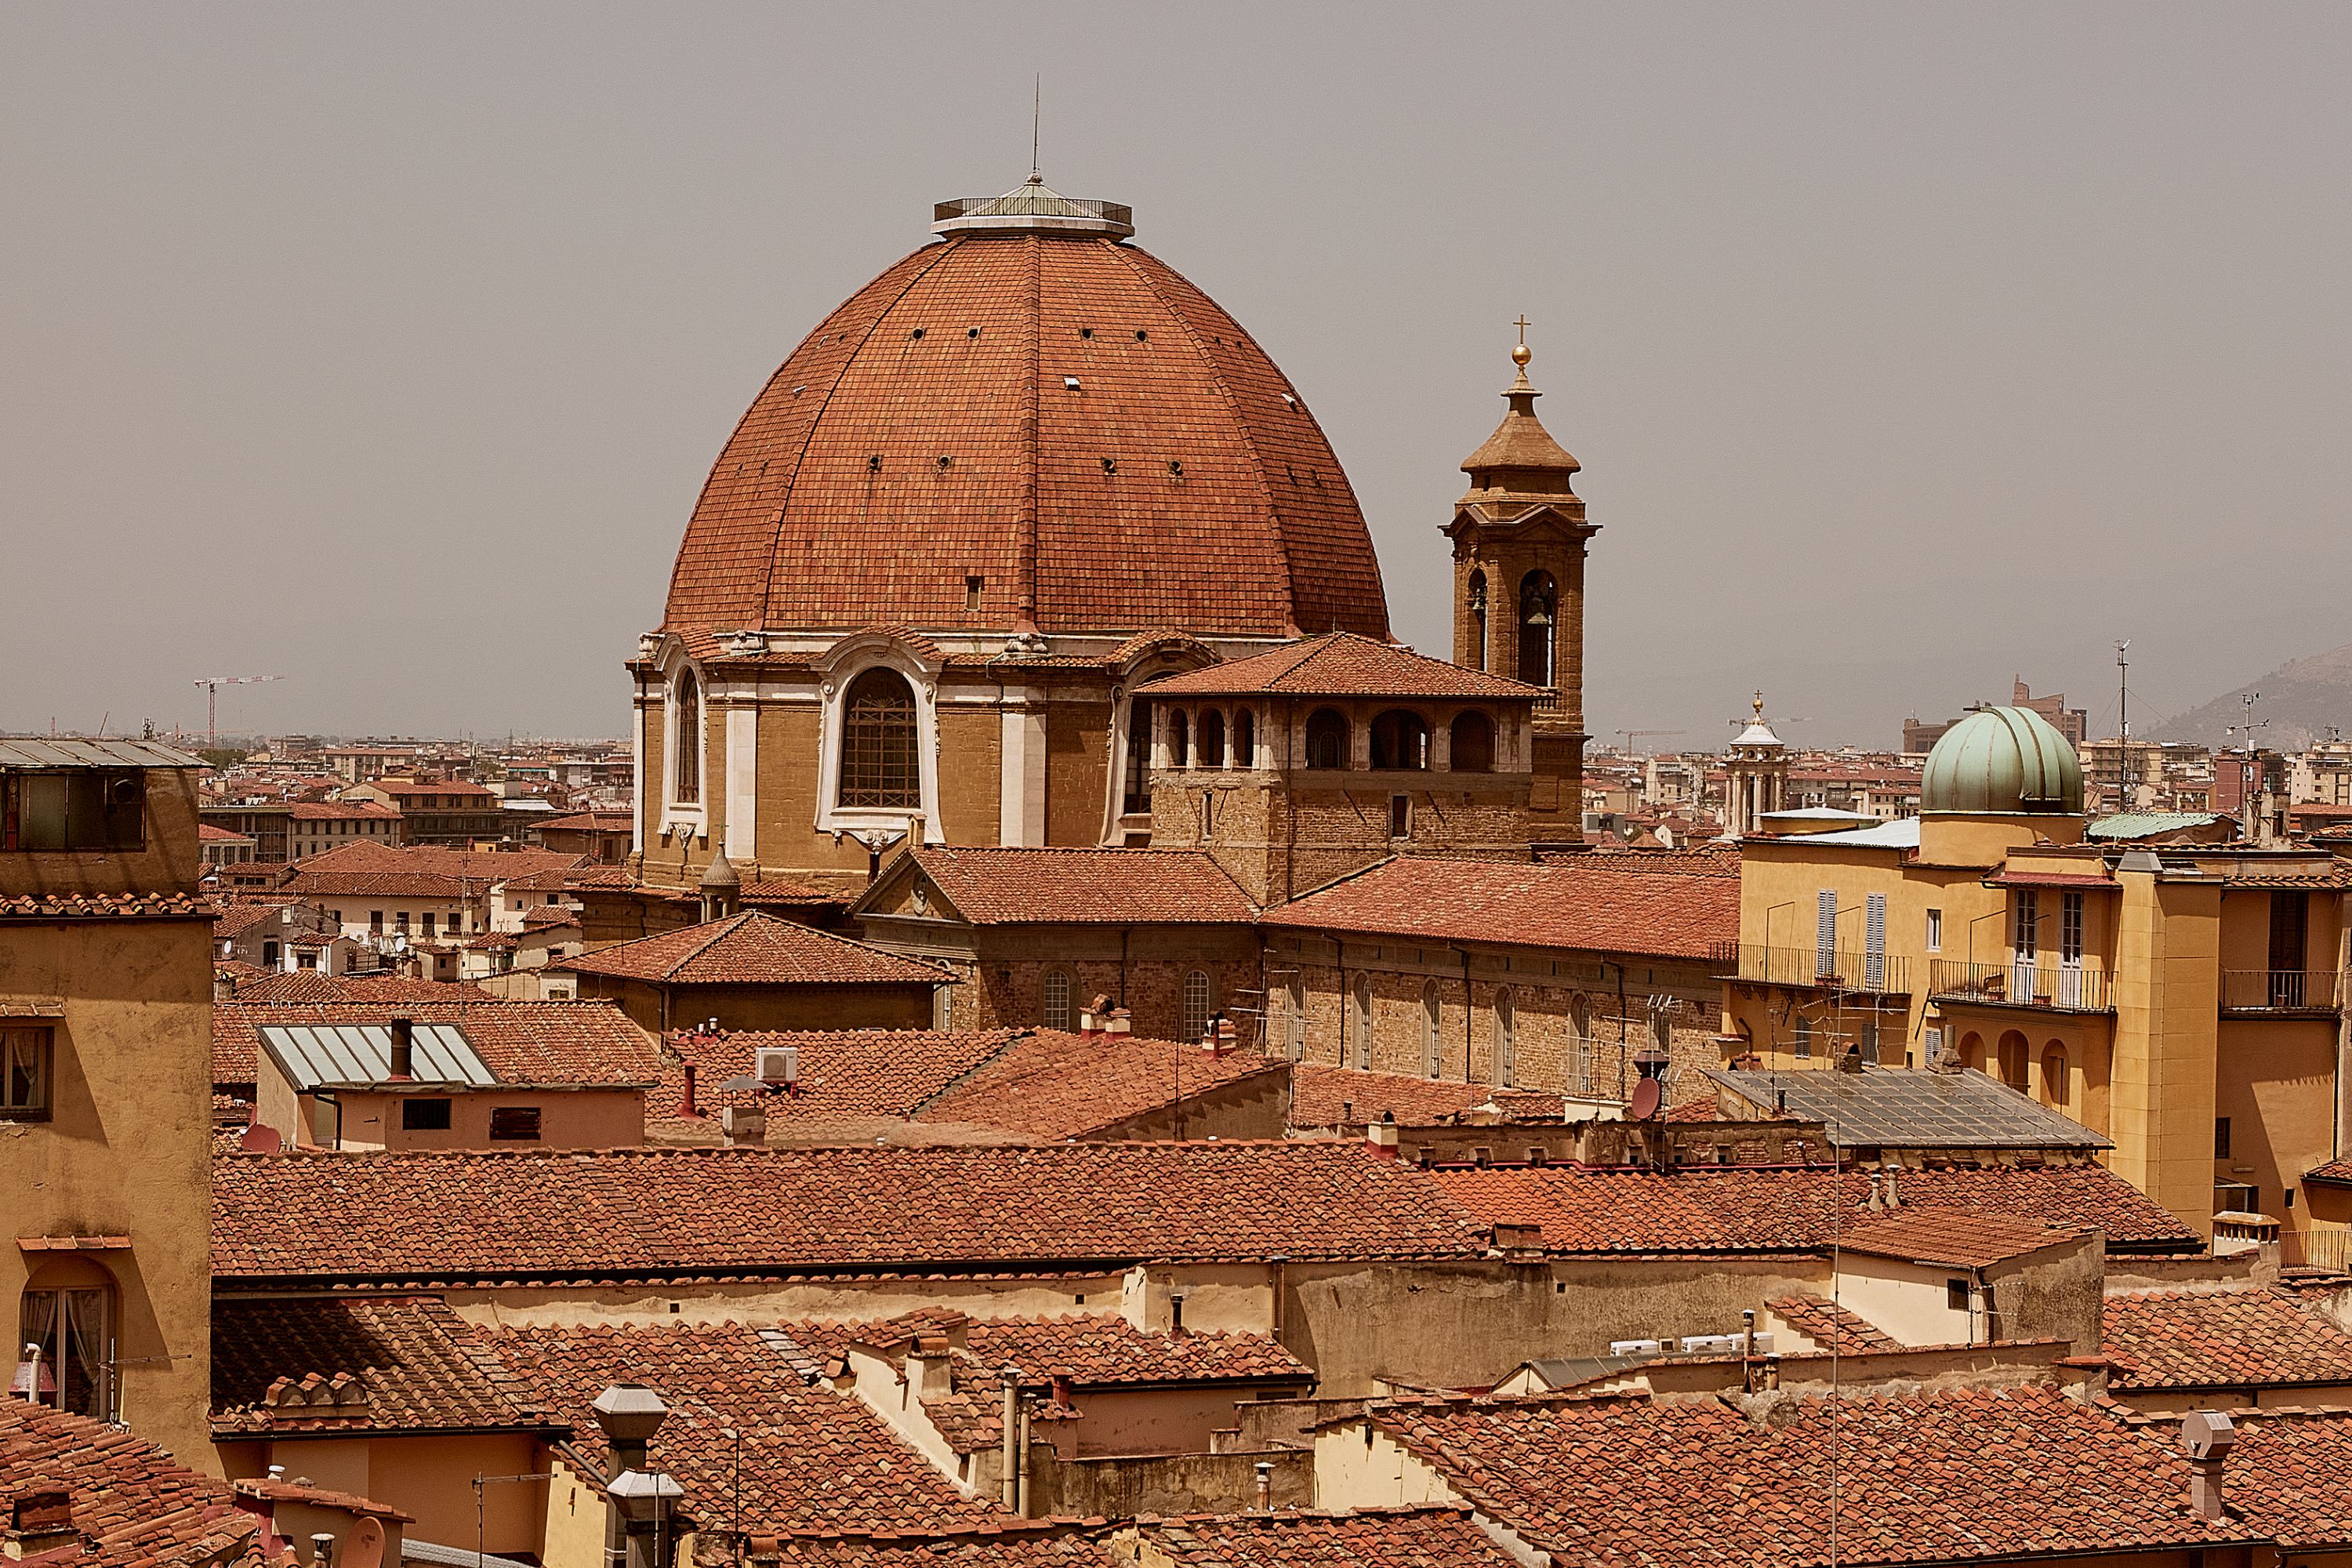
[663,180,1391,643]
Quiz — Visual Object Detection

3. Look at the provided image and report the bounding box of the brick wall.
[908,926,1263,1044]
[1150,774,1532,906]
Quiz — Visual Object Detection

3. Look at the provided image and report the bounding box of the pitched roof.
[882,848,1258,925]
[962,1315,1306,1386]
[0,1396,265,1568]
[224,971,488,1006]
[211,1295,554,1436]
[753,1524,1111,1568]
[1764,1293,1902,1353]
[212,898,301,941]
[1703,1065,2112,1151]
[1366,1385,2265,1566]
[1838,1208,2082,1269]
[913,1032,1287,1140]
[214,1000,656,1090]
[1131,1508,1519,1568]
[650,1029,1020,1131]
[1264,855,1737,961]
[287,801,401,821]
[211,1143,1487,1284]
[481,1321,1000,1535]
[553,912,947,987]
[1142,633,1537,700]
[538,811,634,833]
[0,891,212,921]
[1432,1163,2198,1255]
[1287,1065,1490,1128]
[2103,1288,2352,1392]
[281,842,583,898]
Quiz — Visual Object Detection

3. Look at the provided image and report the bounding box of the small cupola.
[699,851,742,922]
[1460,334,1581,499]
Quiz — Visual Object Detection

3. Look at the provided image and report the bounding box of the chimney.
[1208,1017,1238,1054]
[1365,1120,1400,1161]
[9,1490,77,1557]
[1253,1461,1273,1512]
[310,1534,337,1568]
[1837,1044,1865,1074]
[1048,1374,1073,1408]
[2180,1410,2237,1520]
[1104,1007,1131,1036]
[722,1103,766,1148]
[387,1015,414,1080]
[680,1062,698,1120]
[214,968,236,1004]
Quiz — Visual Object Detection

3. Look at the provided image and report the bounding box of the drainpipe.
[1016,1394,1033,1515]
[999,1370,1021,1511]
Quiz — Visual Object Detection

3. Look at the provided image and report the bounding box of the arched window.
[1351,975,1373,1069]
[1182,970,1214,1044]
[1306,709,1351,770]
[1493,987,1516,1087]
[1370,710,1430,771]
[1169,710,1189,768]
[1233,708,1254,768]
[1450,711,1494,773]
[838,669,920,808]
[1421,981,1443,1078]
[1043,969,1073,1032]
[2042,1044,2071,1112]
[1960,1030,1984,1073]
[1122,697,1154,815]
[1200,710,1226,768]
[673,669,702,804]
[19,1259,112,1418]
[1467,570,1489,672]
[1997,1031,2029,1093]
[1519,570,1557,688]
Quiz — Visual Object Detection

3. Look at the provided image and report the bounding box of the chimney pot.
[1253,1460,1273,1512]
[310,1533,337,1568]
[681,1062,698,1119]
[2180,1410,2237,1519]
[1365,1122,1401,1160]
[388,1015,414,1080]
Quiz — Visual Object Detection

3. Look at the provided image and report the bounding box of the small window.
[488,1106,542,1142]
[1947,1279,1970,1312]
[2215,1117,2231,1159]
[1494,988,1516,1089]
[1352,977,1374,1070]
[1043,969,1073,1032]
[1388,795,1411,840]
[1181,971,1214,1045]
[2,1027,53,1120]
[673,670,702,803]
[1925,909,1943,953]
[395,912,410,935]
[421,913,435,938]
[965,575,984,611]
[402,1098,452,1131]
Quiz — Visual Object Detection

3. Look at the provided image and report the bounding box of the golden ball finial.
[1512,342,1533,368]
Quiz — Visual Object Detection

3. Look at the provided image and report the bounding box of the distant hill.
[2151,640,2352,750]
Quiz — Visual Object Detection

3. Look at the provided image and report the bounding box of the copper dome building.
[629,180,1594,892]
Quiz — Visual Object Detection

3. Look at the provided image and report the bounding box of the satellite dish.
[1629,1078,1663,1120]
[238,1123,282,1153]
[1614,818,1641,844]
[346,1517,387,1568]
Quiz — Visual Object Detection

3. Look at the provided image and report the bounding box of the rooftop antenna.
[1031,75,1041,180]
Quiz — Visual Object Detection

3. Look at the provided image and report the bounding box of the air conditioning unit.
[1680,1334,1745,1356]
[755,1046,800,1086]
[1608,1339,1664,1358]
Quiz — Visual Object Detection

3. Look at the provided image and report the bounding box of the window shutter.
[1816,890,1837,974]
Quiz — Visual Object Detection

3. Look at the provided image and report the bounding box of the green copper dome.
[1921,706,2085,816]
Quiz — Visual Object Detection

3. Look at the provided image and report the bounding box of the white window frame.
[812,636,943,845]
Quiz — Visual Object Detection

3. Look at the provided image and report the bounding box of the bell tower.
[1446,326,1596,838]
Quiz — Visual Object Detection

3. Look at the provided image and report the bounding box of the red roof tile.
[1287,1065,1488,1128]
[211,1143,1487,1283]
[211,1295,554,1436]
[1131,1508,1518,1568]
[554,913,947,987]
[282,842,583,899]
[914,1031,1286,1140]
[754,1524,1109,1568]
[0,1397,266,1568]
[1838,1208,2083,1269]
[661,231,1388,643]
[482,1321,1000,1534]
[0,891,212,921]
[886,848,1257,925]
[1367,1385,2267,1565]
[2103,1288,2352,1392]
[1144,633,1536,699]
[214,1000,657,1090]
[1265,855,1737,961]
[650,1029,1020,1131]
[1764,1293,1903,1353]
[224,971,489,1006]
[1432,1163,2198,1254]
[962,1315,1305,1386]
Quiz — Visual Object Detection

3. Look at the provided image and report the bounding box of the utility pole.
[191,675,284,750]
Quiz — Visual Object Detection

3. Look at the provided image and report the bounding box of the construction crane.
[191,675,283,750]
[1614,729,1685,756]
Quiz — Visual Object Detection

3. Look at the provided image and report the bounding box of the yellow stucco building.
[1722,706,2352,1247]
[2,739,217,1466]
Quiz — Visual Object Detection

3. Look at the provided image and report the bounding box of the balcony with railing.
[1724,944,1909,995]
[1928,959,2112,1014]
[2220,969,2344,1015]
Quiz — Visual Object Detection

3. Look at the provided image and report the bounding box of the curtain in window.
[62,1289,105,1417]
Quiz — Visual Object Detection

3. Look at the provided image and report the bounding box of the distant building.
[1904,678,2085,755]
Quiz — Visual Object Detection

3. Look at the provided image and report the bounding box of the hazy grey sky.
[5,4,2346,747]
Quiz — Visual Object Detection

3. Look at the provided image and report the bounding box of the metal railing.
[1927,959,2111,1014]
[2220,969,2344,1013]
[2281,1227,2352,1274]
[1725,944,1909,995]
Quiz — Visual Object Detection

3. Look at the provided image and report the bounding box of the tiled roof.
[964,1315,1306,1386]
[519,906,580,930]
[214,1000,657,1090]
[661,231,1388,642]
[1838,1209,2081,1269]
[211,1295,554,1435]
[198,822,256,842]
[212,1143,1487,1283]
[1143,633,1537,699]
[2103,1288,2352,1392]
[1264,855,1737,961]
[743,877,852,907]
[0,1396,265,1568]
[0,891,212,921]
[2220,862,2352,889]
[538,811,633,833]
[225,971,488,1005]
[1431,1163,2199,1255]
[481,1321,1002,1534]
[282,842,583,898]
[1764,1293,1902,1353]
[886,848,1258,925]
[1703,1065,2112,1151]
[913,1032,1287,1140]
[554,912,948,987]
[651,1029,1018,1131]
[2303,1160,2352,1186]
[1367,1385,2267,1565]
[287,801,401,821]
[212,898,301,940]
[1287,1065,1488,1128]
[754,1524,1110,1568]
[1571,846,1743,877]
[1131,1508,1519,1568]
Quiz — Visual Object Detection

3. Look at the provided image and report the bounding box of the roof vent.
[1063,376,1082,392]
[967,327,980,339]
[909,328,925,340]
